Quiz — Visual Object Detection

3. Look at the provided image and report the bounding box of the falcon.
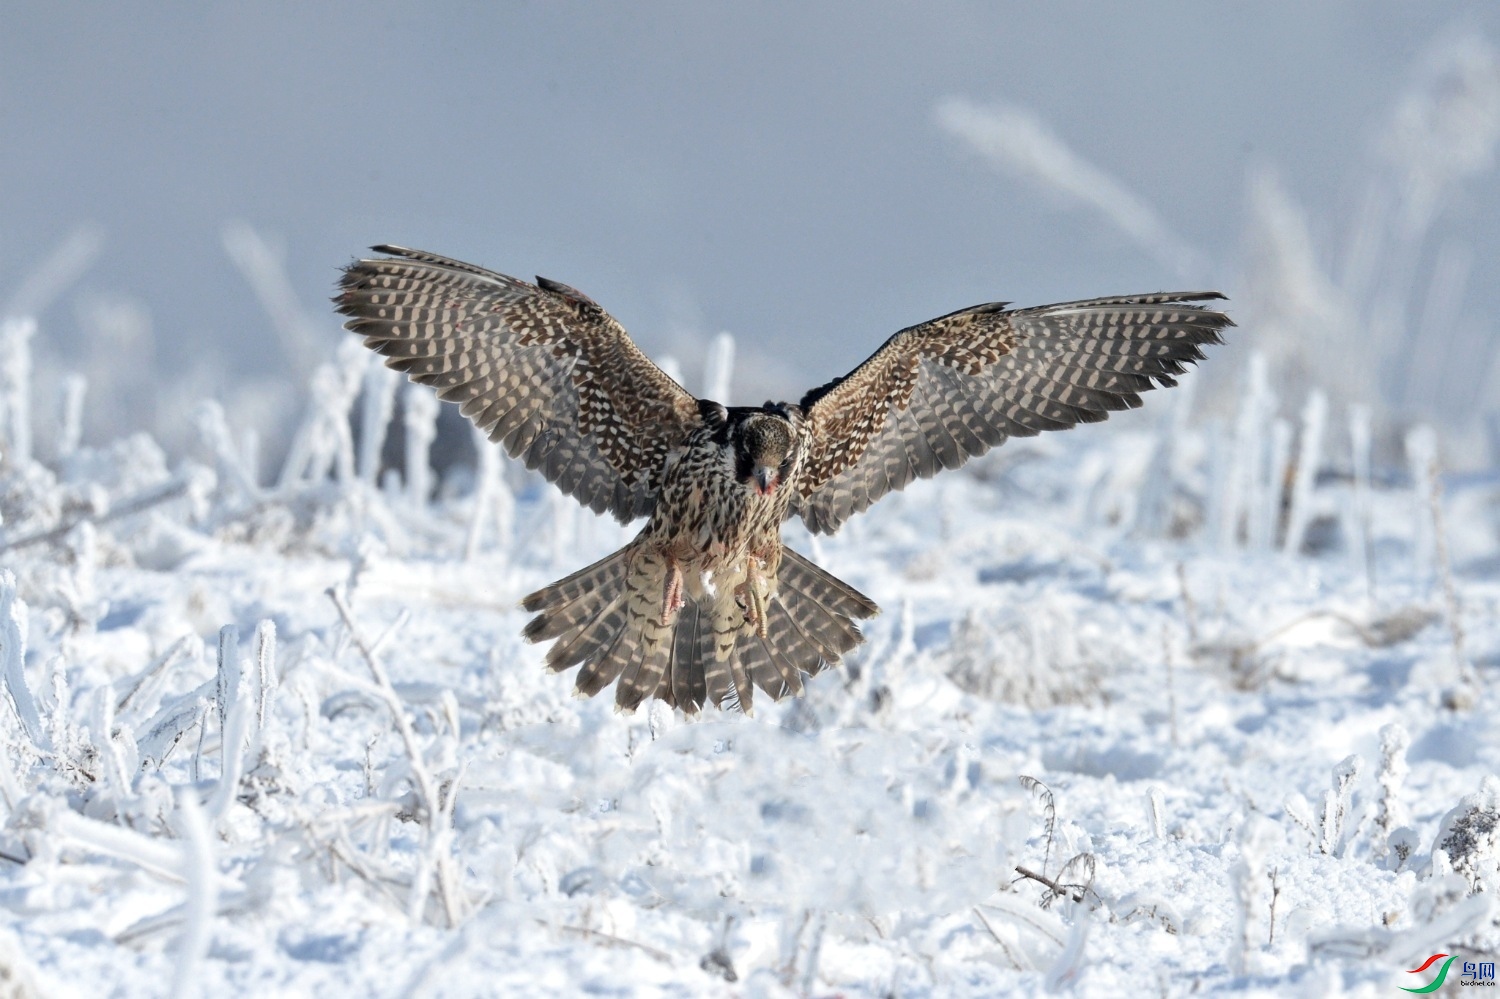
[336,245,1231,713]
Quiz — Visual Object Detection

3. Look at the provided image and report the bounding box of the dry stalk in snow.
[1019,775,1058,878]
[1375,723,1412,866]
[328,586,463,927]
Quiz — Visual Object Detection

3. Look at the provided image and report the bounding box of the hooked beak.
[753,466,779,495]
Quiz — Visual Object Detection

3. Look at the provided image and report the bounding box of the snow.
[0,348,1496,998]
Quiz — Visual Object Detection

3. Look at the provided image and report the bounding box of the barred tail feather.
[778,546,881,622]
[740,634,803,701]
[735,545,880,706]
[768,540,882,666]
[521,547,631,637]
[519,543,879,714]
[665,601,711,713]
[611,551,676,711]
[521,545,635,686]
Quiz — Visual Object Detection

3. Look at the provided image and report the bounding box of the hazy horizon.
[5,3,1499,466]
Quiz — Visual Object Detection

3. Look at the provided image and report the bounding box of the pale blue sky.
[4,3,1498,448]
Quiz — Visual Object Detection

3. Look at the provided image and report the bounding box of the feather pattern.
[794,292,1233,534]
[336,245,702,522]
[340,247,1229,711]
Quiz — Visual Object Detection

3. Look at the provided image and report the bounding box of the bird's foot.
[735,563,771,640]
[660,557,685,626]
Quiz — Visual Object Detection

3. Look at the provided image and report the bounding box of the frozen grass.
[0,26,1495,997]
[0,307,1495,996]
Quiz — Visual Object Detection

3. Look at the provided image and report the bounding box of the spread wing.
[336,245,702,522]
[793,291,1233,534]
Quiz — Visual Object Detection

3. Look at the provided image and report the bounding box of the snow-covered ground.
[0,330,1496,998]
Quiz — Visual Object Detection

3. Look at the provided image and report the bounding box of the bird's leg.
[660,555,685,626]
[749,572,769,640]
[734,557,772,640]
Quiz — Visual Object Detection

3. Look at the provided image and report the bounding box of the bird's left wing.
[793,292,1233,534]
[337,245,703,522]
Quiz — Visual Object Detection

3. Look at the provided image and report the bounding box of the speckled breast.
[647,428,803,567]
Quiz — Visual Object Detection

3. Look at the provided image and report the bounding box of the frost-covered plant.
[1284,755,1364,858]
[356,354,396,486]
[0,572,45,754]
[328,589,465,927]
[1281,389,1327,555]
[464,417,512,559]
[1433,776,1500,897]
[1324,755,1364,858]
[1209,353,1281,551]
[1230,814,1279,974]
[1018,776,1058,880]
[0,44,1492,990]
[1375,723,1414,868]
[947,606,1104,708]
[402,382,439,508]
[0,319,36,470]
[194,401,260,505]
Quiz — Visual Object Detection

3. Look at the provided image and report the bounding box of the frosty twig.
[327,586,463,927]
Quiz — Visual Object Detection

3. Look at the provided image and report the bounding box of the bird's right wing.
[337,245,703,522]
[793,292,1233,534]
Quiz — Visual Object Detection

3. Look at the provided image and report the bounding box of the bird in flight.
[337,245,1231,714]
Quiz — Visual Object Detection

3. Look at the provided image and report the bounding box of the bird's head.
[734,411,796,496]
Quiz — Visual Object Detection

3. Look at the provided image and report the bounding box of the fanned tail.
[690,544,881,714]
[520,543,879,714]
